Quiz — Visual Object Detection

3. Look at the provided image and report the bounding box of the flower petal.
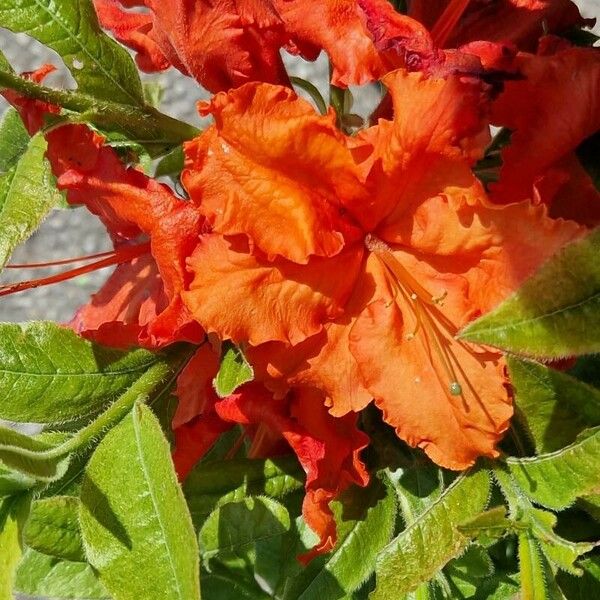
[183,234,364,346]
[95,0,288,92]
[214,385,369,562]
[47,125,204,348]
[350,298,511,469]
[491,47,600,224]
[409,0,589,50]
[183,83,364,264]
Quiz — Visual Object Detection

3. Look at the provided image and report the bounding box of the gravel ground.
[0,3,597,323]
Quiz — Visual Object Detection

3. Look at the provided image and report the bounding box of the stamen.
[6,249,116,269]
[431,0,471,47]
[368,234,468,398]
[0,242,150,297]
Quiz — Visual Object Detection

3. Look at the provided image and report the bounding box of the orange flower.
[408,0,590,50]
[490,43,600,227]
[94,0,435,90]
[172,346,369,562]
[45,125,205,348]
[94,0,289,92]
[0,68,204,348]
[182,71,583,469]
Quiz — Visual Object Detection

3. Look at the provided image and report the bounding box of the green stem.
[0,70,198,153]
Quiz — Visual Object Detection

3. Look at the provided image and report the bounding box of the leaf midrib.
[467,290,600,337]
[132,410,186,600]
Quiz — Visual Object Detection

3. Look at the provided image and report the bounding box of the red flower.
[490,43,600,227]
[172,346,369,562]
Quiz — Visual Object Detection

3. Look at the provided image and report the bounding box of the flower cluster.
[2,0,598,561]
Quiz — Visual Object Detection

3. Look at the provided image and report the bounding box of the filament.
[5,249,117,269]
[0,242,150,297]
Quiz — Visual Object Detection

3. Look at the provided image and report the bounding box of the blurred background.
[0,0,598,324]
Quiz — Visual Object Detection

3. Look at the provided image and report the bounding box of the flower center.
[365,234,465,398]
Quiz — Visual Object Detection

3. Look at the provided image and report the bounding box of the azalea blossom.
[172,344,369,562]
[93,0,437,90]
[408,0,591,50]
[181,70,583,469]
[489,40,600,227]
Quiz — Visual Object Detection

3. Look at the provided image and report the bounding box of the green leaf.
[556,556,600,599]
[282,478,397,600]
[371,470,491,598]
[0,69,198,157]
[0,108,29,172]
[0,133,63,268]
[523,507,592,576]
[155,145,185,178]
[445,546,494,598]
[0,0,143,105]
[458,506,526,544]
[518,534,563,600]
[214,342,254,397]
[0,493,30,599]
[508,357,600,453]
[461,229,600,358]
[201,566,270,600]
[0,321,165,424]
[14,548,108,599]
[506,428,600,510]
[79,404,200,600]
[386,458,445,525]
[24,496,85,562]
[184,456,304,526]
[199,496,290,560]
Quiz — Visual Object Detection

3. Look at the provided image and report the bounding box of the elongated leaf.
[0,0,143,105]
[24,496,85,562]
[0,69,198,157]
[14,548,108,599]
[506,428,600,510]
[508,357,600,453]
[372,470,491,598]
[199,496,290,560]
[0,493,30,599]
[0,108,29,172]
[461,229,600,357]
[79,404,200,600]
[518,534,563,600]
[282,478,397,600]
[214,342,254,397]
[0,133,63,268]
[524,507,592,576]
[1,354,184,485]
[0,321,164,423]
[184,456,304,526]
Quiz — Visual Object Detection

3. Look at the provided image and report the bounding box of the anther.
[449,382,463,396]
